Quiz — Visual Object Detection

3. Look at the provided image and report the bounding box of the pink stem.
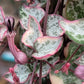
[43,0,50,36]
[54,0,62,14]
[29,60,38,84]
[67,45,81,63]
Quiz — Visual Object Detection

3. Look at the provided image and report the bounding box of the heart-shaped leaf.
[0,7,5,24]
[64,0,84,20]
[74,52,84,65]
[64,42,84,62]
[21,16,43,48]
[32,36,63,60]
[46,14,65,37]
[59,19,84,45]
[20,6,45,30]
[0,27,7,41]
[3,64,31,84]
[36,55,59,77]
[50,71,82,84]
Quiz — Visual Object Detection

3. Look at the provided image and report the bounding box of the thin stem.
[0,42,7,56]
[67,45,81,63]
[59,0,64,15]
[43,0,50,36]
[39,61,42,84]
[43,60,54,69]
[29,60,38,84]
[54,0,62,14]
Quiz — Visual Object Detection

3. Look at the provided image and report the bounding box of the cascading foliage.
[0,0,84,84]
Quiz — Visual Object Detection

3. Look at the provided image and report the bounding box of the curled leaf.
[21,16,43,48]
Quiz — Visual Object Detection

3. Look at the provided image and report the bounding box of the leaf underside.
[60,19,84,45]
[20,6,45,30]
[4,64,31,83]
[32,36,63,60]
[21,16,43,48]
[46,14,65,37]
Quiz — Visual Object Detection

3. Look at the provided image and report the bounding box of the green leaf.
[59,19,84,45]
[32,36,63,60]
[65,42,84,62]
[46,14,65,37]
[0,7,5,24]
[20,6,45,30]
[50,71,82,84]
[4,64,31,83]
[21,16,43,48]
[65,0,84,20]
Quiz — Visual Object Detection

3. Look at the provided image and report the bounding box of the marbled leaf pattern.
[59,19,84,44]
[32,36,63,60]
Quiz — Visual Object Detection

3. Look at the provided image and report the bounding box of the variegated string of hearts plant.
[0,0,84,84]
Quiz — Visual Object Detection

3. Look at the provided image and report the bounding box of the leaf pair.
[21,16,63,60]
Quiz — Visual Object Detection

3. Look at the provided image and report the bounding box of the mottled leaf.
[0,7,5,24]
[59,19,84,45]
[20,6,45,30]
[64,0,84,20]
[21,16,43,48]
[46,14,65,37]
[3,64,31,83]
[32,36,63,60]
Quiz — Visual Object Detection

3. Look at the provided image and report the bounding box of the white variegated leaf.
[0,7,5,24]
[4,64,31,83]
[32,36,63,60]
[46,14,65,37]
[59,19,84,45]
[20,6,45,30]
[21,16,43,48]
